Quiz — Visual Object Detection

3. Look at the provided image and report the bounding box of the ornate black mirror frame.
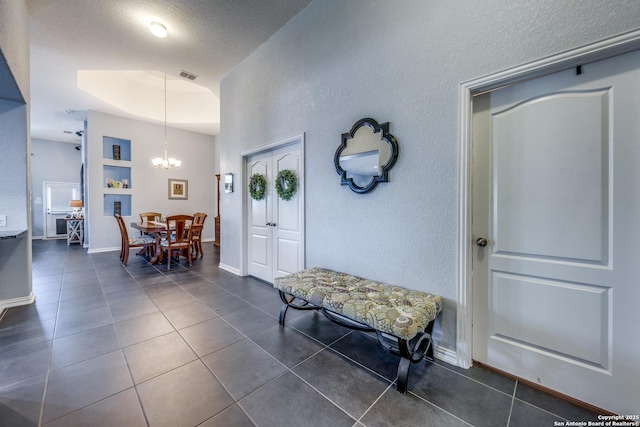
[334,117,399,194]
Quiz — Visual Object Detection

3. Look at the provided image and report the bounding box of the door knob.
[266,222,272,226]
[271,222,276,227]
[476,237,488,247]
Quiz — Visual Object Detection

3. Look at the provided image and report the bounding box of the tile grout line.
[124,252,251,425]
[97,251,154,427]
[506,378,518,426]
[39,250,155,425]
[181,275,359,423]
[37,245,70,426]
[355,382,395,424]
[432,359,518,399]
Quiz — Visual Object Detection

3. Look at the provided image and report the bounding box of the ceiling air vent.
[179,70,198,81]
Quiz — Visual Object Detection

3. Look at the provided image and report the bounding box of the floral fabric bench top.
[273,267,442,341]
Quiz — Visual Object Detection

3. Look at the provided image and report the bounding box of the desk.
[66,218,83,245]
[130,221,165,264]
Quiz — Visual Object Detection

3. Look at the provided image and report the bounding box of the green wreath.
[249,173,267,200]
[275,169,298,201]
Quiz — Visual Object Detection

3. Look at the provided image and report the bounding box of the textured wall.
[0,0,29,99]
[220,0,640,353]
[0,102,29,231]
[0,0,30,230]
[0,0,31,305]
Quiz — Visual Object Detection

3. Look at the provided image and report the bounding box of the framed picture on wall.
[168,178,188,200]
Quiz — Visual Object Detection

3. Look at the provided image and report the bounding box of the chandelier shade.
[152,73,182,169]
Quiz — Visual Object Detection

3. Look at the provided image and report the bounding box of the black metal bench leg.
[279,303,289,326]
[396,337,413,394]
[277,291,318,327]
[396,357,411,394]
[425,319,436,360]
[274,286,441,397]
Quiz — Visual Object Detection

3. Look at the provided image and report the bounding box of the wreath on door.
[275,169,298,201]
[249,173,267,200]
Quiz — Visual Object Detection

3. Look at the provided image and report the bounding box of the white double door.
[472,49,640,413]
[247,143,304,283]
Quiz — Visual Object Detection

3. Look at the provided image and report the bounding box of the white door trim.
[456,29,640,369]
[42,181,80,240]
[240,133,305,277]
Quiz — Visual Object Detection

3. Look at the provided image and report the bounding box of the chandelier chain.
[152,72,181,169]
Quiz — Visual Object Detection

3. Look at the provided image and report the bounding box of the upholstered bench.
[273,267,442,394]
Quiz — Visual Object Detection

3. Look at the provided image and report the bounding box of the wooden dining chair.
[138,211,163,239]
[140,212,164,249]
[139,212,162,223]
[115,214,155,265]
[189,223,204,258]
[159,214,194,270]
[191,212,208,257]
[193,212,207,225]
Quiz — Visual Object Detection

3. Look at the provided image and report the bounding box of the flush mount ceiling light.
[150,21,168,38]
[152,74,182,169]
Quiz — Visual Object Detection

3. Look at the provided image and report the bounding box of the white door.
[472,50,640,414]
[247,143,304,283]
[43,181,80,239]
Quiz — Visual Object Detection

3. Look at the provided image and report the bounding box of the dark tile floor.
[0,239,601,426]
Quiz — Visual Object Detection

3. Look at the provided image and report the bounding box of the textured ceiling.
[27,0,312,143]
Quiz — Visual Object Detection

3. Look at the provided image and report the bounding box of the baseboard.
[87,246,119,254]
[434,345,458,366]
[472,360,615,415]
[218,263,241,276]
[0,291,36,314]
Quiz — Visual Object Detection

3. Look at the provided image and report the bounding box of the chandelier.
[152,73,182,169]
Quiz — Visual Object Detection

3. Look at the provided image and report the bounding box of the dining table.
[130,220,167,264]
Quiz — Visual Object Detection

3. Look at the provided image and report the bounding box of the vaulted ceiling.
[27,0,313,143]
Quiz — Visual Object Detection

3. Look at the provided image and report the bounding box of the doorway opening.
[43,181,80,239]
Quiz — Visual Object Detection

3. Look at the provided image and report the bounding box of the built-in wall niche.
[102,135,132,216]
[103,165,131,188]
[103,136,131,161]
[104,194,131,217]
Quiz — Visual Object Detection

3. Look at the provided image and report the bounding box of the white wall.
[0,0,29,96]
[0,0,30,232]
[31,138,82,238]
[86,111,216,252]
[0,0,31,310]
[219,0,640,354]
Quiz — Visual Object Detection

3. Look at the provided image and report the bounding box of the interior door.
[247,142,304,283]
[43,181,79,239]
[472,49,640,414]
[248,151,273,281]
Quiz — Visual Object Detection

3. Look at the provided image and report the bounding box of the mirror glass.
[335,118,398,193]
